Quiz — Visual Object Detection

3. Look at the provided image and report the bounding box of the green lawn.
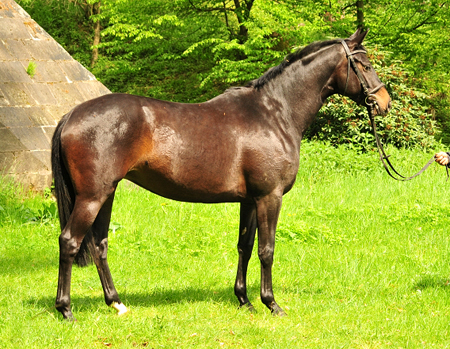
[1,142,450,348]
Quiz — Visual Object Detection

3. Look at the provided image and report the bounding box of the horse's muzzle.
[366,87,391,116]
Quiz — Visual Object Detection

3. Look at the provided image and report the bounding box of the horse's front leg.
[255,191,285,316]
[234,202,257,311]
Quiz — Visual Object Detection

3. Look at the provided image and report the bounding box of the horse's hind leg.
[234,202,257,311]
[89,193,128,315]
[56,198,104,320]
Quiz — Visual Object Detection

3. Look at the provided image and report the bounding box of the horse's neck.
[262,47,341,137]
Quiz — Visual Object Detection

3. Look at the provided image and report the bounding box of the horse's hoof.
[111,302,129,316]
[56,305,76,321]
[64,315,77,322]
[239,303,257,313]
[271,305,286,317]
[59,311,77,322]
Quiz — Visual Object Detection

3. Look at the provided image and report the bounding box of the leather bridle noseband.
[339,40,441,181]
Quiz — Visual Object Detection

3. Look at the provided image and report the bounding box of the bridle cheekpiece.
[339,39,384,112]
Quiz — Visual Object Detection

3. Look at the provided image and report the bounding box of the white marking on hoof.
[111,302,128,316]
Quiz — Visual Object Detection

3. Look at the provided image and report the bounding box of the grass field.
[1,142,450,348]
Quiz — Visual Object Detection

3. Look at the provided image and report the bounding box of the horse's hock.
[0,0,110,191]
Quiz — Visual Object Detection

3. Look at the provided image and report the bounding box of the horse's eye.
[363,65,371,72]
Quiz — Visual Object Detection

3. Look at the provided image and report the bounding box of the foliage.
[17,0,450,146]
[89,0,227,101]
[367,0,450,84]
[306,45,440,150]
[182,1,326,89]
[0,177,57,226]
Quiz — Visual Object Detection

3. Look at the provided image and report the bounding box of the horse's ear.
[347,28,369,45]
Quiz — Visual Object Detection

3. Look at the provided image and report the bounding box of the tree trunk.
[233,0,253,43]
[90,1,101,68]
[356,0,364,29]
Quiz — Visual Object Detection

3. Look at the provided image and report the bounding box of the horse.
[51,28,391,321]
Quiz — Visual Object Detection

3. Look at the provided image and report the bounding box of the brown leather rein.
[339,40,442,181]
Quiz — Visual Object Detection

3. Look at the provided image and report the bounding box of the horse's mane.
[247,39,342,90]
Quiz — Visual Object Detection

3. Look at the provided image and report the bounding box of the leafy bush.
[0,177,57,226]
[424,90,450,146]
[306,45,439,150]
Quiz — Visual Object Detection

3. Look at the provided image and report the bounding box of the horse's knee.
[237,245,253,261]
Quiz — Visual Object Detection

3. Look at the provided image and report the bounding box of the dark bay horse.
[51,29,391,320]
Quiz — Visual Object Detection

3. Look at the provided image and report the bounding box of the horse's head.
[335,29,391,116]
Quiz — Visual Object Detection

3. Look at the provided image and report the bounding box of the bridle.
[340,40,385,113]
[339,40,441,181]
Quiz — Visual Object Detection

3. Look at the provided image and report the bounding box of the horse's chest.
[244,149,299,195]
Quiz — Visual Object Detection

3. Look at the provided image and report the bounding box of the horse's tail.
[51,112,93,267]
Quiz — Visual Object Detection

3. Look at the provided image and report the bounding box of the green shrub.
[427,90,450,145]
[0,177,57,226]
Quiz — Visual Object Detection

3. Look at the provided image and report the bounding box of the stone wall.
[0,0,110,190]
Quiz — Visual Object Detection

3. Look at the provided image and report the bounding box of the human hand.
[435,152,450,166]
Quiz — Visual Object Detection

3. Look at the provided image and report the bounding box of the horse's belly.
[125,165,246,203]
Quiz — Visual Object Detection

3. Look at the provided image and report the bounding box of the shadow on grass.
[28,284,261,318]
[413,276,450,290]
[0,255,56,275]
[122,287,239,306]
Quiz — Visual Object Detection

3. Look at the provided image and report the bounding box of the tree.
[90,1,101,67]
[356,0,364,28]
